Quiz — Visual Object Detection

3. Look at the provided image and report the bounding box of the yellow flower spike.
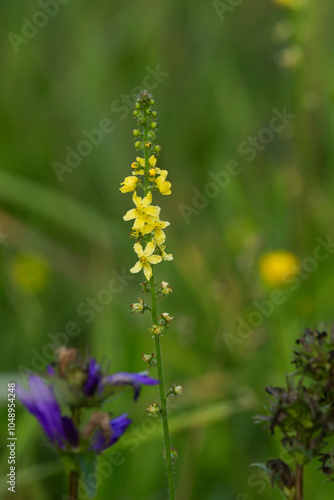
[130,241,162,281]
[140,220,170,245]
[123,191,161,230]
[119,176,139,193]
[258,250,300,286]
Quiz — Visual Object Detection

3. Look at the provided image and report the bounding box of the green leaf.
[0,170,121,247]
[78,453,98,499]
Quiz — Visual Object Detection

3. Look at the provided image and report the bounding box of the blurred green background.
[1,0,334,498]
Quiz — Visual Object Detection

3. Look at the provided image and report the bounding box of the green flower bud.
[132,129,140,137]
[134,141,142,149]
[154,145,162,153]
[150,122,158,129]
[151,111,157,118]
[148,131,156,140]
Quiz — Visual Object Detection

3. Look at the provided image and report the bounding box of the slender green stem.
[69,408,81,500]
[150,268,175,500]
[295,465,303,500]
[142,120,175,499]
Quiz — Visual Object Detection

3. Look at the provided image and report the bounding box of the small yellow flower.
[130,241,162,281]
[155,170,171,195]
[131,158,144,175]
[259,250,300,286]
[140,220,170,245]
[123,191,160,230]
[158,245,173,261]
[149,168,157,177]
[119,176,139,193]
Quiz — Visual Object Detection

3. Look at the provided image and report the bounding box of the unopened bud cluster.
[146,402,161,417]
[166,384,183,398]
[142,352,157,368]
[130,297,150,314]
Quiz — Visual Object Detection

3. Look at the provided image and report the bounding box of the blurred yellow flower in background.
[259,250,300,286]
[272,0,306,8]
[10,252,50,294]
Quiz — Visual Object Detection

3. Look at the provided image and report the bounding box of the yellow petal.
[145,241,156,257]
[140,223,155,235]
[133,215,146,230]
[133,242,144,257]
[154,228,165,245]
[142,191,152,207]
[136,157,145,167]
[143,263,153,281]
[132,192,141,207]
[130,261,143,274]
[162,251,173,261]
[158,170,168,180]
[123,208,137,221]
[148,255,162,265]
[145,206,160,218]
[149,155,157,167]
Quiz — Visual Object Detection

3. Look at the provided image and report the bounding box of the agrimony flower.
[123,191,160,230]
[158,244,173,261]
[130,241,162,281]
[140,219,170,245]
[120,176,139,193]
[155,170,171,195]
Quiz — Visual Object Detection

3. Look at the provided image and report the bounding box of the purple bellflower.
[18,348,159,458]
[17,375,131,453]
[82,358,159,402]
[17,375,77,449]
